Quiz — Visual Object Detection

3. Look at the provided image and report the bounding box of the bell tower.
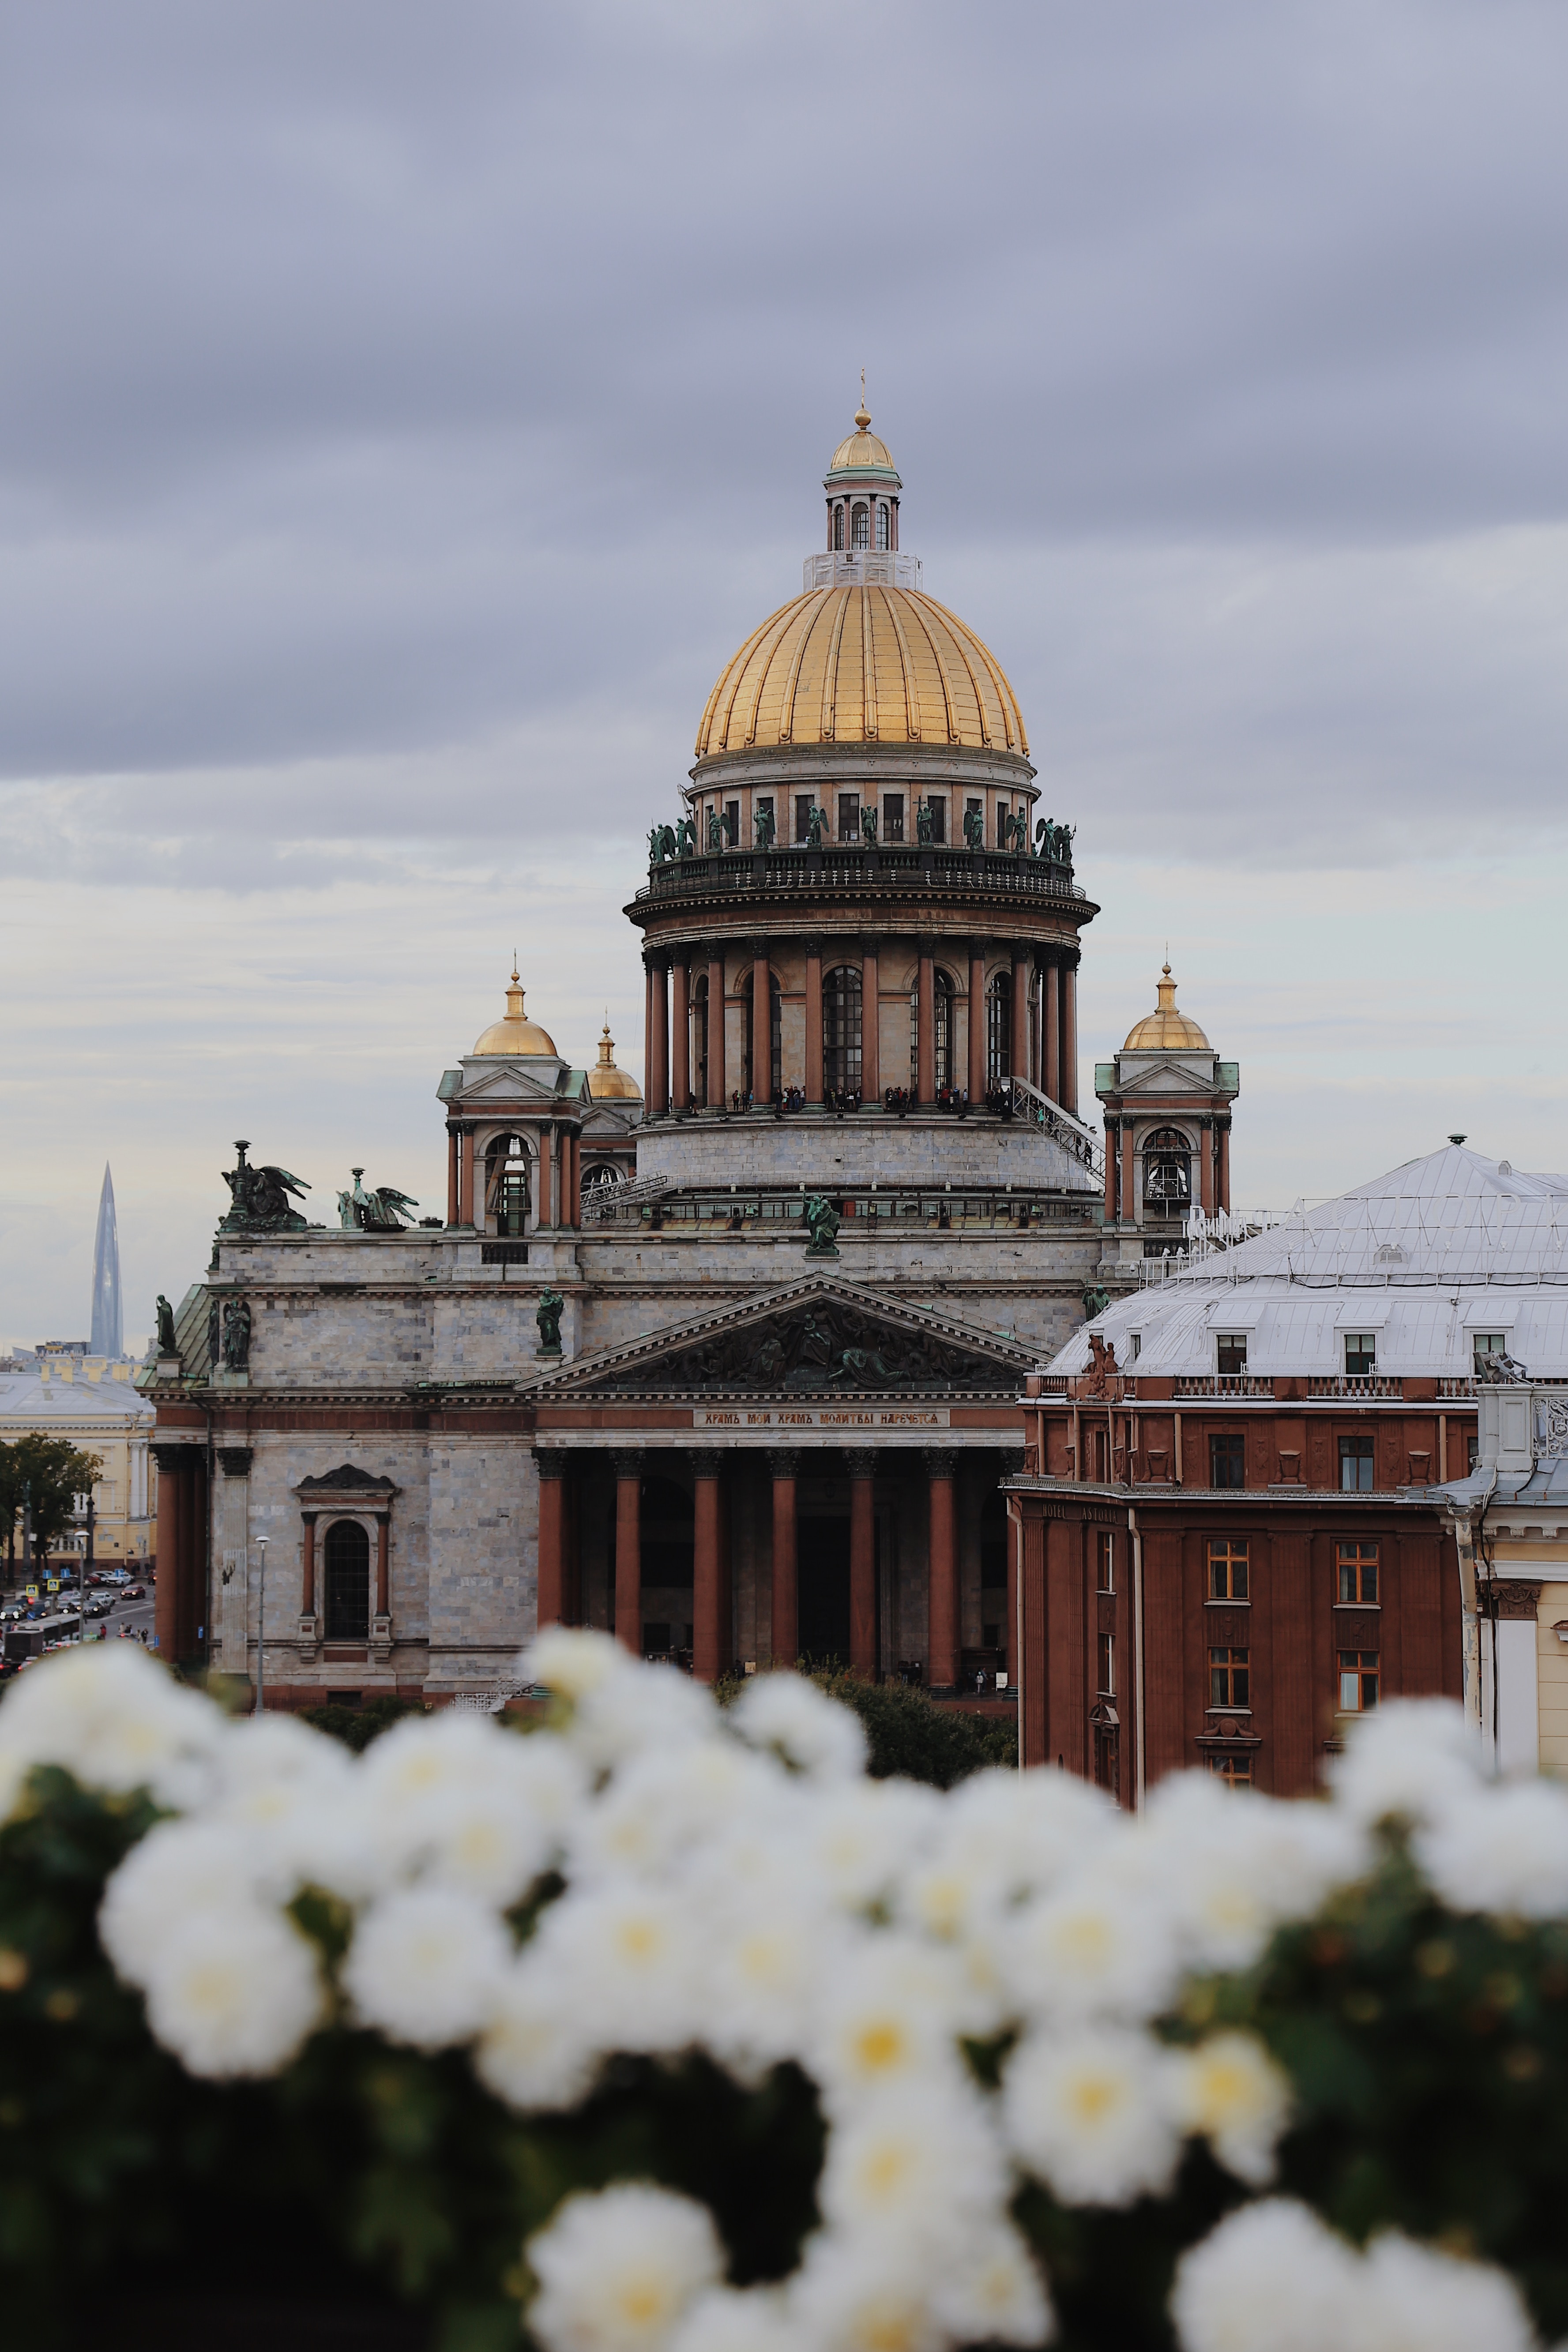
[1094,965,1240,1261]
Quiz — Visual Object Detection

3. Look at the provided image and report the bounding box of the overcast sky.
[5,0,1568,1348]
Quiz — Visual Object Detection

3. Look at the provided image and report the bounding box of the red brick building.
[1005,1142,1568,1796]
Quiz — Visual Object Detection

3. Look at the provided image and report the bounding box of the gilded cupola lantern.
[1095,964,1240,1260]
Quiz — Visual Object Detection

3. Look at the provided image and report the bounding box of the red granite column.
[535,1455,567,1629]
[1218,1121,1231,1214]
[1044,960,1061,1103]
[459,1126,475,1228]
[770,1450,799,1667]
[692,1452,723,1682]
[860,942,880,1100]
[849,1450,876,1675]
[153,1446,183,1659]
[751,946,771,1104]
[967,941,986,1100]
[671,957,690,1108]
[649,960,670,1120]
[1121,1125,1136,1228]
[926,1452,957,1689]
[537,1126,553,1230]
[613,1452,643,1655]
[643,961,654,1114]
[1200,1123,1215,1217]
[916,944,936,1102]
[1060,957,1079,1113]
[804,940,823,1105]
[1011,947,1029,1082]
[446,1123,460,1228]
[707,951,726,1107]
[300,1511,317,1618]
[374,1513,390,1619]
[1104,1122,1118,1222]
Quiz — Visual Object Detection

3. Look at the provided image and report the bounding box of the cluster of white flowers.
[0,1637,1559,2352]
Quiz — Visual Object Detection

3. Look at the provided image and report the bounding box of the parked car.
[124,1585,147,1601]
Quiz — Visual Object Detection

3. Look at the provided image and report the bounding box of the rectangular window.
[1338,1650,1379,1712]
[1098,1632,1115,1695]
[837,792,860,842]
[1206,1752,1255,1788]
[1215,1334,1248,1375]
[1096,1530,1114,1592]
[1337,1540,1380,1604]
[1467,1434,1479,1473]
[927,797,946,843]
[1208,1539,1250,1601]
[725,799,740,846]
[1129,1333,1141,1361]
[1344,1333,1377,1375]
[1472,1332,1507,1372]
[1210,1434,1246,1489]
[794,794,813,844]
[1339,1435,1375,1492]
[882,792,905,842]
[1209,1646,1250,1709]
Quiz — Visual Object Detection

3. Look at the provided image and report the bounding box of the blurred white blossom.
[527,2183,723,2352]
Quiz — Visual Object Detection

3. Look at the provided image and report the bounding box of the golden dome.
[588,1019,641,1100]
[472,969,558,1058]
[696,586,1027,757]
[1123,965,1211,1052]
[828,400,898,475]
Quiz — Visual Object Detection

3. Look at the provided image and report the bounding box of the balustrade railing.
[1307,1374,1404,1398]
[1173,1374,1276,1398]
[636,845,1086,903]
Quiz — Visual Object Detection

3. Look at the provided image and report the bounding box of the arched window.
[582,1162,622,1191]
[486,1134,531,1236]
[831,505,845,551]
[692,974,709,1104]
[876,501,890,551]
[851,503,870,549]
[908,972,955,1092]
[740,969,783,1100]
[987,972,1011,1084]
[823,965,862,1094]
[323,1520,370,1640]
[1143,1127,1192,1214]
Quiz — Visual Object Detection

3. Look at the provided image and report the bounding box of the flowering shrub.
[0,1638,1566,2350]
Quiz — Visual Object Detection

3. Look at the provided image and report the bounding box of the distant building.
[1008,1142,1568,1795]
[90,1163,123,1360]
[0,1357,158,1570]
[1094,966,1239,1260]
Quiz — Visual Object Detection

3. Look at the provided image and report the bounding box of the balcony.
[803,550,923,591]
[636,843,1087,908]
[1173,1375,1275,1398]
[1307,1375,1404,1399]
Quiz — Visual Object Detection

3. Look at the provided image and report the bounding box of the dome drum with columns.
[1094,964,1241,1262]
[628,406,1101,1199]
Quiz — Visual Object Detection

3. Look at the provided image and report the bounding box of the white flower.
[929,2222,1054,2349]
[940,1766,1113,1908]
[568,1740,776,1888]
[1002,2025,1183,2207]
[1170,2031,1292,2186]
[473,1954,600,2112]
[1128,1775,1369,1974]
[669,2285,807,2352]
[1324,1699,1487,1831]
[526,2183,723,2352]
[701,1884,852,2077]
[522,1626,625,1705]
[1170,2198,1537,2352]
[99,1818,273,1976]
[786,2233,944,2352]
[136,1901,326,2078]
[816,2080,1007,2259]
[999,1873,1181,2025]
[730,1672,868,1781]
[527,1882,704,2055]
[1352,2228,1538,2352]
[0,1642,222,1813]
[1414,1781,1568,1921]
[808,1938,970,2110]
[342,1884,512,2048]
[796,1779,940,1916]
[1170,2199,1362,2352]
[569,1662,717,1773]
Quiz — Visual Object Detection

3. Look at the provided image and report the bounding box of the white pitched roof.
[1051,1145,1568,1381]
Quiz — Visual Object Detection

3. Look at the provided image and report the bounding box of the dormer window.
[1216,1334,1248,1375]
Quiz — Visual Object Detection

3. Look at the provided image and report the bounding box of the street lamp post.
[255,1536,269,1715]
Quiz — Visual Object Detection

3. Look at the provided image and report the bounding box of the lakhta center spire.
[90,1161,122,1358]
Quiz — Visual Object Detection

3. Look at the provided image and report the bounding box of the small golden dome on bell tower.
[471,967,560,1058]
[588,1017,642,1101]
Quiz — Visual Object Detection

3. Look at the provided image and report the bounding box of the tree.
[0,1442,19,1574]
[7,1434,102,1581]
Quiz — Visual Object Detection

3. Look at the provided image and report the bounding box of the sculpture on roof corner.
[1082,1333,1119,1398]
[1475,1346,1529,1386]
[803,1196,841,1259]
[1082,1281,1111,1321]
[220,1142,311,1234]
[338,1170,419,1232]
[154,1295,177,1356]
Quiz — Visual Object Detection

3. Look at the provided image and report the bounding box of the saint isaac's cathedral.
[143,407,1237,1709]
